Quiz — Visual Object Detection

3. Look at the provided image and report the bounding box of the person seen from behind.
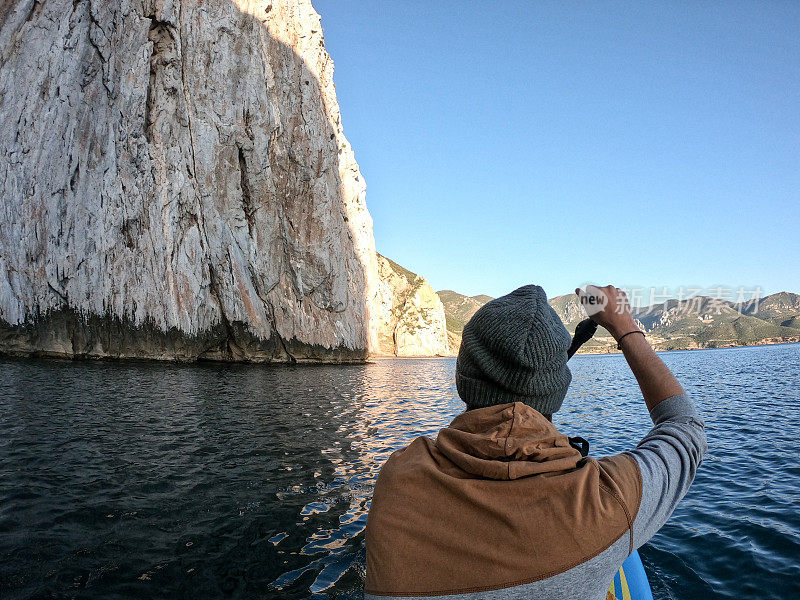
[364,284,707,599]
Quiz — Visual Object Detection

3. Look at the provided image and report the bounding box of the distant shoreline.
[572,338,800,356]
[371,338,800,360]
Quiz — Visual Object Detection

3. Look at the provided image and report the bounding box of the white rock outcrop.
[0,0,380,361]
[374,254,449,357]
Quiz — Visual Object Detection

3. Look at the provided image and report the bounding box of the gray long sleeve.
[627,393,708,550]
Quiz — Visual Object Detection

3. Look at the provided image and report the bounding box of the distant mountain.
[437,290,492,333]
[439,289,800,355]
[547,294,589,331]
[632,295,800,350]
[781,316,800,329]
[547,294,622,351]
[736,292,800,329]
[437,290,494,353]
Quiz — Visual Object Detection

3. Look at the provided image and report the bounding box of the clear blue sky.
[313,1,799,300]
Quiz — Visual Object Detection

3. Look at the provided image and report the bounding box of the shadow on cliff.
[0,0,373,364]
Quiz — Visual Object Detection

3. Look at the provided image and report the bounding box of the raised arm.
[579,285,707,550]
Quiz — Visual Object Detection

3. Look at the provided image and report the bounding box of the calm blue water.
[1,344,799,599]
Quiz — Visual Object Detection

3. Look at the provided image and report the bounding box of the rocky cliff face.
[0,0,380,361]
[374,254,449,357]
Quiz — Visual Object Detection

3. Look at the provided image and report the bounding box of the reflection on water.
[1,345,799,599]
[267,359,463,597]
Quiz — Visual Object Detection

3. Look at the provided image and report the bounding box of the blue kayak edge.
[611,550,654,600]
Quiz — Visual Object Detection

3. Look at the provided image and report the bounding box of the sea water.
[1,344,798,599]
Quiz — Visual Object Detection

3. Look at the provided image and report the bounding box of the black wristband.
[616,330,645,350]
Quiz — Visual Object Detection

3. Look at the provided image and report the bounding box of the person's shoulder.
[598,452,641,477]
[596,453,644,519]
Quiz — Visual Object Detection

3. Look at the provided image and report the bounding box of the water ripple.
[0,346,799,599]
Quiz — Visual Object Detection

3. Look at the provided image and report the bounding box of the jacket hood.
[436,401,582,480]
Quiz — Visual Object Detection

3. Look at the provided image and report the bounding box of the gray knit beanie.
[456,284,572,414]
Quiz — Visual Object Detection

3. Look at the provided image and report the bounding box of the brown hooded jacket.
[365,401,642,597]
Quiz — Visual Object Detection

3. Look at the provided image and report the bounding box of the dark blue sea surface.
[1,344,799,599]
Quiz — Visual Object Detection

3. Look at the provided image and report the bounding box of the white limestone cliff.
[0,0,380,361]
[374,254,449,357]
